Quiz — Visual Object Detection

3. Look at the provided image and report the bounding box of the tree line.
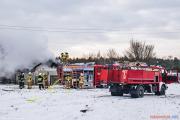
[68,40,180,71]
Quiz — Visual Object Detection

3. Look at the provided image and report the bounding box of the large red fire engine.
[109,64,179,98]
[57,63,179,94]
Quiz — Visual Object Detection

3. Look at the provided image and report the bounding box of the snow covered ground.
[0,84,180,120]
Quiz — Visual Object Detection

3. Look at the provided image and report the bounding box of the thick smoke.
[0,31,54,77]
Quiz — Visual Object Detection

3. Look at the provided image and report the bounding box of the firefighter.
[37,73,44,90]
[72,78,79,89]
[18,72,25,89]
[79,73,84,89]
[27,72,33,89]
[65,74,72,89]
[76,78,80,88]
[43,73,49,89]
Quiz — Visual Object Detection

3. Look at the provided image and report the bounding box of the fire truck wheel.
[111,92,118,96]
[117,92,123,96]
[138,85,145,98]
[111,92,123,96]
[130,85,144,98]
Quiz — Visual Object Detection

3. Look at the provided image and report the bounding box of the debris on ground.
[2,89,14,92]
[80,105,93,113]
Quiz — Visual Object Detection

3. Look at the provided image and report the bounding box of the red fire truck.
[109,65,179,98]
[57,64,110,88]
[57,64,124,88]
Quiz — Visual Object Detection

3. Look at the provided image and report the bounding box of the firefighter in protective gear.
[72,78,79,89]
[43,73,49,89]
[37,73,44,90]
[60,52,69,64]
[18,72,25,89]
[79,73,84,89]
[65,74,72,89]
[27,72,33,89]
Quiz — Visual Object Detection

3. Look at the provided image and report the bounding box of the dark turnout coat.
[37,75,43,85]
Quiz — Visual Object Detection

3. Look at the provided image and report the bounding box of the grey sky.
[0,0,180,58]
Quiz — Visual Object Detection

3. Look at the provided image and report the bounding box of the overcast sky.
[0,0,180,58]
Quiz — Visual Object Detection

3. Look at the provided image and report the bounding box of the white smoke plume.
[0,31,54,77]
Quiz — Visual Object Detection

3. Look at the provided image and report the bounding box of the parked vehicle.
[109,65,179,98]
[57,63,95,88]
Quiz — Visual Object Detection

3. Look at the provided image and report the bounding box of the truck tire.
[111,92,123,96]
[130,85,144,98]
[110,84,124,96]
[111,92,118,96]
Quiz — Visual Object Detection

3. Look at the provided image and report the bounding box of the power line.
[1,24,180,30]
[0,24,180,34]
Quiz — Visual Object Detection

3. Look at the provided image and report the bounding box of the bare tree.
[96,50,101,59]
[125,40,155,61]
[107,49,119,63]
[81,53,95,60]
